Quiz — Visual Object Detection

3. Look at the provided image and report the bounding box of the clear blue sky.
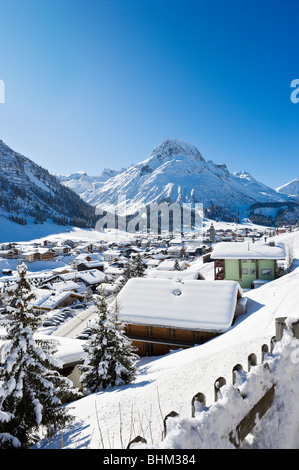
[0,0,298,188]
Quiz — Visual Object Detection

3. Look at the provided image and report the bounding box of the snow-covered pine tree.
[173,259,181,271]
[84,285,94,303]
[118,260,133,289]
[132,253,146,277]
[80,294,138,394]
[0,263,81,449]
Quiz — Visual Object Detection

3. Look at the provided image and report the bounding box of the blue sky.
[0,0,298,188]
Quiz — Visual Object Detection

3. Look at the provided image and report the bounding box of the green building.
[211,240,286,289]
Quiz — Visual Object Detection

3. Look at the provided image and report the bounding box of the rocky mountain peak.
[150,138,206,164]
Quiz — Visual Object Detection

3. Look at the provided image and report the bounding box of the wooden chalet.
[116,278,244,356]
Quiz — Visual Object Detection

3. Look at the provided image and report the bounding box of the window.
[242,268,248,275]
[146,326,153,337]
[192,331,201,343]
[261,269,272,277]
[250,268,256,275]
[168,328,176,340]
[241,260,247,263]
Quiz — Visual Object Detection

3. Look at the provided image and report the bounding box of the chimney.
[269,241,275,247]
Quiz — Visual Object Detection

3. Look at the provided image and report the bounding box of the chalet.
[211,241,286,289]
[1,269,13,276]
[147,266,205,281]
[156,259,188,271]
[0,249,17,259]
[185,244,207,258]
[76,269,106,289]
[21,249,54,262]
[97,282,120,296]
[32,290,84,314]
[103,250,121,262]
[167,246,185,258]
[103,266,124,281]
[52,245,71,256]
[41,279,85,294]
[116,278,244,356]
[77,261,105,272]
[39,249,55,261]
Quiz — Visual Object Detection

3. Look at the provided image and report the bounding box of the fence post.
[270,336,276,353]
[232,364,243,385]
[275,317,299,341]
[163,411,179,439]
[248,353,257,370]
[261,344,269,362]
[191,392,206,417]
[127,436,147,449]
[214,377,226,401]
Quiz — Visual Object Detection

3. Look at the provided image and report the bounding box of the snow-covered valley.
[13,227,298,450]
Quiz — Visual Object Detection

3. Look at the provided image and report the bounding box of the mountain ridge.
[57,138,291,222]
[0,139,97,228]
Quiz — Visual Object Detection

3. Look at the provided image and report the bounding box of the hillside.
[57,139,290,222]
[33,229,299,450]
[0,139,97,229]
[277,178,299,198]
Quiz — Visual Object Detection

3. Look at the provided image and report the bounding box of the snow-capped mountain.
[56,168,125,195]
[58,138,289,218]
[0,139,96,227]
[276,178,299,198]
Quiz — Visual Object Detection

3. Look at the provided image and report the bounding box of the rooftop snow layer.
[210,241,286,260]
[116,278,241,332]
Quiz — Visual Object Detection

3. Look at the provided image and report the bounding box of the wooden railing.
[127,317,299,449]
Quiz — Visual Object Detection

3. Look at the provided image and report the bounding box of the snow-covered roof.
[32,290,82,310]
[210,241,286,260]
[116,278,242,332]
[147,268,204,280]
[43,280,83,292]
[156,259,187,270]
[76,269,105,285]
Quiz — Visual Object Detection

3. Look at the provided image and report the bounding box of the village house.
[211,240,286,289]
[103,266,124,281]
[156,259,188,271]
[41,279,86,294]
[167,245,185,258]
[21,248,55,262]
[103,249,122,262]
[31,290,85,314]
[52,245,71,256]
[75,269,106,290]
[116,278,244,356]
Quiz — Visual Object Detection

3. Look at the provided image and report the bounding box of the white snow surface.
[58,139,289,216]
[31,229,299,450]
[210,240,286,260]
[116,278,240,332]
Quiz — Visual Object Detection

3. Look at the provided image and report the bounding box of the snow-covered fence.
[127,317,299,449]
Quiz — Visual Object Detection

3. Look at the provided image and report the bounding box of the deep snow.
[31,229,299,450]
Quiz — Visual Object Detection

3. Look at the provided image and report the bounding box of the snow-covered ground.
[31,229,299,450]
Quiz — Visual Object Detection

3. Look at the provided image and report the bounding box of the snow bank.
[137,319,299,449]
[33,229,299,450]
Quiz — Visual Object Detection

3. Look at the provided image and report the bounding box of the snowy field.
[28,228,299,450]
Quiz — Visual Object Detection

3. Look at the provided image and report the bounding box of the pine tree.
[118,260,133,289]
[80,294,138,394]
[84,286,94,303]
[132,253,146,277]
[0,263,81,448]
[173,259,181,271]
